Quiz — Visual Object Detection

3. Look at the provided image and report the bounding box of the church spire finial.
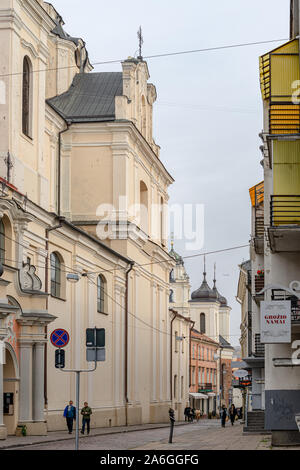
[203,255,206,281]
[137,26,144,60]
[213,262,217,288]
[170,231,174,250]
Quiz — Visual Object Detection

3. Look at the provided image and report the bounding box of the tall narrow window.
[97,275,106,313]
[22,56,32,137]
[169,289,174,303]
[160,197,164,245]
[0,219,5,263]
[50,252,61,297]
[139,181,148,234]
[200,313,206,334]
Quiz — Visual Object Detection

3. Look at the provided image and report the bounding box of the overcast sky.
[50,0,290,347]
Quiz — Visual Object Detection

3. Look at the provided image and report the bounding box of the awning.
[189,392,208,399]
[207,392,216,397]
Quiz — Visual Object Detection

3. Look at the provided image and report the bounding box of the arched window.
[160,196,164,245]
[22,56,32,138]
[97,275,107,313]
[200,313,206,334]
[169,289,174,303]
[169,269,174,282]
[139,181,148,233]
[0,219,5,263]
[141,95,146,137]
[50,252,61,298]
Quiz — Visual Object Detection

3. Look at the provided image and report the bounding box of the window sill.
[50,294,66,302]
[97,310,108,315]
[21,133,33,144]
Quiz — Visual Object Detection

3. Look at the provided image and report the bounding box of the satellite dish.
[233,369,248,378]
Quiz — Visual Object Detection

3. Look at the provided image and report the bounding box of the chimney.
[290,0,300,39]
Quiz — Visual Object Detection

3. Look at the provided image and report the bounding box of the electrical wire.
[0,38,289,79]
[1,229,249,276]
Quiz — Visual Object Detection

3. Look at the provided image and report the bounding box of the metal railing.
[270,195,300,226]
[255,334,265,357]
[271,289,300,323]
[255,275,264,294]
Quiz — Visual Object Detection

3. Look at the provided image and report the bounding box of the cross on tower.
[137,26,144,60]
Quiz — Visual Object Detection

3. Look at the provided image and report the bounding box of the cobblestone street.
[2,421,272,451]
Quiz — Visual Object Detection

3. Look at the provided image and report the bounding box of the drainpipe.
[44,217,65,407]
[189,321,195,389]
[170,312,177,402]
[58,124,70,217]
[125,262,134,426]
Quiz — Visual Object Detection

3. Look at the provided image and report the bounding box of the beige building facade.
[0,0,182,438]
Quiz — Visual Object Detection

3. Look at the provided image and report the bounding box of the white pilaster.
[19,342,33,422]
[32,342,45,422]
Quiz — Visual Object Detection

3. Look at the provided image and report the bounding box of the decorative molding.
[20,39,38,58]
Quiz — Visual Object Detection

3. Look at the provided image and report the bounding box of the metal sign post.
[51,327,104,450]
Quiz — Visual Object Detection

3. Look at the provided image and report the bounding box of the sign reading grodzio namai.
[261,301,291,343]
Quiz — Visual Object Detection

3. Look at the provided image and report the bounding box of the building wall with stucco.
[0,0,180,438]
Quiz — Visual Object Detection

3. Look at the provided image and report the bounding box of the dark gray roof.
[47,72,123,123]
[241,260,251,271]
[190,272,218,303]
[219,335,234,350]
[51,17,80,46]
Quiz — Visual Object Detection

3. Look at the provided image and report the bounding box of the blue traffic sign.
[50,329,69,348]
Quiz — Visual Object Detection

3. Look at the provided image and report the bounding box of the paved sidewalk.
[133,422,269,450]
[0,420,195,450]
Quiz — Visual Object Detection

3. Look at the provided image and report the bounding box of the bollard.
[168,408,175,444]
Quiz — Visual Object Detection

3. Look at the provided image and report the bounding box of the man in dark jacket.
[221,405,227,428]
[63,400,76,434]
[81,402,92,435]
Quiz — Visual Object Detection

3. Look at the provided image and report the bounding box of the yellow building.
[0,0,185,438]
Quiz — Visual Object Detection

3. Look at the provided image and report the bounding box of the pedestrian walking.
[229,404,237,426]
[81,401,92,435]
[63,400,76,434]
[184,405,192,422]
[221,405,227,428]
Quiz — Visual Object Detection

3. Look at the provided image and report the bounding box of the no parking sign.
[50,329,69,348]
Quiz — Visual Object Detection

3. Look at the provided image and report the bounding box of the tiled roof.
[47,72,123,123]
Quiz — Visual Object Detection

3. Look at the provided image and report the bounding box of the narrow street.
[4,421,269,451]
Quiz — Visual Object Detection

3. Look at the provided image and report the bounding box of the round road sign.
[50,329,69,348]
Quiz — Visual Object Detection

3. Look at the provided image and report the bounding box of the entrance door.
[3,348,18,435]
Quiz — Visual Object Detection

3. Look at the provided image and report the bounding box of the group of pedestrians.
[221,404,242,427]
[63,400,93,435]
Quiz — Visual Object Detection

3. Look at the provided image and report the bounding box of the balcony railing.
[255,275,264,295]
[255,334,265,357]
[270,195,300,226]
[271,289,300,323]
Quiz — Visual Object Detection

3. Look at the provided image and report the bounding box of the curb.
[0,422,193,450]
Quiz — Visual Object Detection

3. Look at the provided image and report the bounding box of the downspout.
[125,262,134,426]
[170,311,177,402]
[189,321,195,389]
[45,122,70,404]
[58,123,70,217]
[44,216,65,407]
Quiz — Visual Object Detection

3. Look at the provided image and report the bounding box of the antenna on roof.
[137,26,144,60]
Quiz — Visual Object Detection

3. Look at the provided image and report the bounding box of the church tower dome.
[190,257,218,302]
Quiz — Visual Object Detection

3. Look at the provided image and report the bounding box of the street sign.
[86,328,105,348]
[50,329,70,348]
[240,378,252,387]
[261,300,291,343]
[86,347,105,362]
[233,369,248,378]
[55,349,65,368]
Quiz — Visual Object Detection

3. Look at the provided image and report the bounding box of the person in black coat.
[221,405,227,427]
[229,404,237,426]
